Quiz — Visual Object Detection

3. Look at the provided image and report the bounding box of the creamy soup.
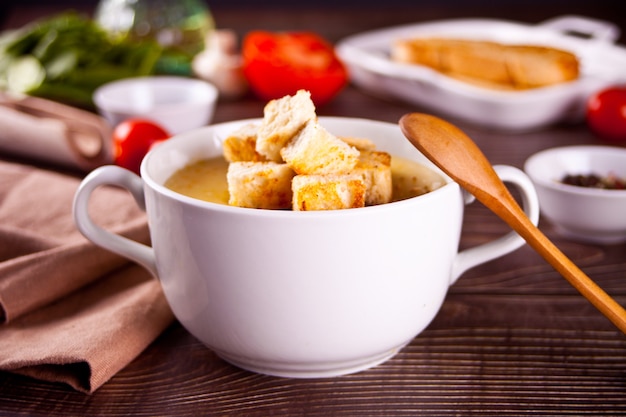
[165,156,445,206]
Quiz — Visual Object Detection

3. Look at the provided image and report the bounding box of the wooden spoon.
[399,112,626,333]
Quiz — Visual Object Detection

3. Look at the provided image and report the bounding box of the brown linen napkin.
[0,92,113,172]
[0,160,175,393]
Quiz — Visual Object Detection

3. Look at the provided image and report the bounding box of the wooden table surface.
[1,2,625,416]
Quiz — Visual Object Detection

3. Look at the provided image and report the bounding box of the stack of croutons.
[223,90,392,210]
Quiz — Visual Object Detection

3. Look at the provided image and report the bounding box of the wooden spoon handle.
[496,190,626,334]
[399,112,626,333]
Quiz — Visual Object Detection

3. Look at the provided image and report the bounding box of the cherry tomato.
[242,31,348,106]
[112,119,170,174]
[586,86,626,143]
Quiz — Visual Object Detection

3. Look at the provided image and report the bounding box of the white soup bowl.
[73,117,539,377]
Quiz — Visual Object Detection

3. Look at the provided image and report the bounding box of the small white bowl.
[524,145,626,244]
[93,76,218,134]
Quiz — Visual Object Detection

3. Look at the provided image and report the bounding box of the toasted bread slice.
[281,120,360,175]
[223,123,267,162]
[227,161,295,209]
[256,90,317,162]
[506,45,579,88]
[391,38,579,90]
[292,174,366,211]
[355,150,393,205]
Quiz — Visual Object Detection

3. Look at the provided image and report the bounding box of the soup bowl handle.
[73,165,158,277]
[450,164,540,284]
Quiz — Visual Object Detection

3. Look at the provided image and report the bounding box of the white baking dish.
[336,15,626,131]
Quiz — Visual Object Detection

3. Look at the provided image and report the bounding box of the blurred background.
[2,0,624,44]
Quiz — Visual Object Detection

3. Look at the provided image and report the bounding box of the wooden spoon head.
[399,112,501,198]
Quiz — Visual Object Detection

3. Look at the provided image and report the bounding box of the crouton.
[223,123,267,162]
[339,136,377,151]
[355,150,393,205]
[227,162,295,209]
[292,174,366,211]
[256,90,317,162]
[280,120,360,175]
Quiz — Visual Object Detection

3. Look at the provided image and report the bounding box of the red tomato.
[112,119,170,174]
[242,31,348,106]
[586,86,626,143]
